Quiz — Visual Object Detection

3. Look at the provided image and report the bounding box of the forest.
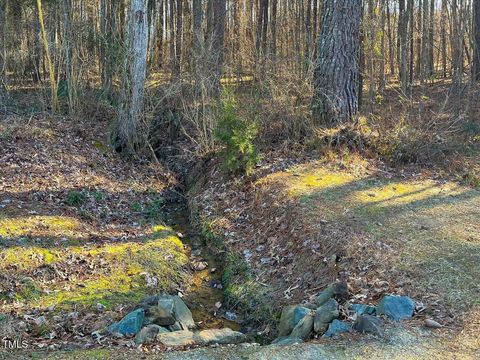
[0,0,479,359]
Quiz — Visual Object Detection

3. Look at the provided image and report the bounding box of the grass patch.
[222,254,275,332]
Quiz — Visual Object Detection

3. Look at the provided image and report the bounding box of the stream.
[163,201,240,332]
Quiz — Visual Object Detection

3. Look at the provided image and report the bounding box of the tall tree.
[474,0,480,80]
[116,0,149,153]
[312,0,362,125]
[398,0,408,92]
[210,0,226,92]
[36,0,58,112]
[0,0,6,95]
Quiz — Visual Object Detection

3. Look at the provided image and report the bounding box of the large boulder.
[315,282,349,306]
[108,308,144,336]
[196,328,246,345]
[314,299,339,334]
[289,313,314,340]
[324,319,351,337]
[278,306,312,337]
[353,315,383,336]
[134,324,169,345]
[157,330,196,347]
[377,295,415,321]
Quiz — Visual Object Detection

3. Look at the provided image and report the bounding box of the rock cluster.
[273,282,417,345]
[107,294,245,346]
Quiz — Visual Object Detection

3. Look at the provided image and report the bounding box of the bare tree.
[312,0,362,125]
[474,0,480,80]
[0,0,6,95]
[398,0,409,93]
[116,0,149,153]
[36,0,58,112]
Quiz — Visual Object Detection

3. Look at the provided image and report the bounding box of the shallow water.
[163,202,240,331]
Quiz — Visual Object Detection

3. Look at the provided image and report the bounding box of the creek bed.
[163,201,240,331]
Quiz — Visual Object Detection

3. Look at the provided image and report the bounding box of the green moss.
[1,247,59,270]
[222,254,275,329]
[0,216,80,238]
[15,277,43,301]
[0,226,189,310]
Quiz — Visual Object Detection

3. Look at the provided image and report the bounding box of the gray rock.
[145,298,176,326]
[424,319,443,329]
[141,295,160,307]
[315,282,349,306]
[353,315,383,336]
[196,328,246,345]
[168,322,182,332]
[271,337,304,346]
[290,314,314,340]
[323,320,351,337]
[145,304,175,326]
[350,304,376,316]
[172,295,195,330]
[314,299,339,334]
[108,308,145,336]
[157,330,196,347]
[278,306,312,337]
[134,324,169,345]
[377,295,415,321]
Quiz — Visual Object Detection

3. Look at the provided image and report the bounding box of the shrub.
[215,89,260,176]
[65,191,86,206]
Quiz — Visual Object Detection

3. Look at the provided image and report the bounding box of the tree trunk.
[0,0,6,95]
[474,0,480,80]
[36,0,59,112]
[312,0,362,125]
[379,0,386,92]
[398,0,408,93]
[270,0,278,64]
[428,0,435,78]
[211,0,226,93]
[386,0,395,76]
[441,0,447,78]
[407,0,414,86]
[116,0,149,153]
[452,0,463,90]
[156,0,164,68]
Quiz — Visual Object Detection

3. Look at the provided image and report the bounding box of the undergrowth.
[215,88,260,176]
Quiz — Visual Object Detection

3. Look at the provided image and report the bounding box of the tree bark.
[116,0,149,153]
[36,0,59,112]
[474,0,480,80]
[312,0,362,125]
[0,0,6,94]
[211,0,226,93]
[398,0,408,93]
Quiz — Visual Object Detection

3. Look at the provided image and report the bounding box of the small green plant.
[215,88,260,176]
[464,172,480,188]
[91,191,103,202]
[144,198,165,220]
[131,202,142,212]
[65,191,86,206]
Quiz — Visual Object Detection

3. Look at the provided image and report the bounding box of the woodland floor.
[1,87,480,358]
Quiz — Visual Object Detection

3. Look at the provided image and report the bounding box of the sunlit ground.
[0,214,188,311]
[258,162,480,351]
